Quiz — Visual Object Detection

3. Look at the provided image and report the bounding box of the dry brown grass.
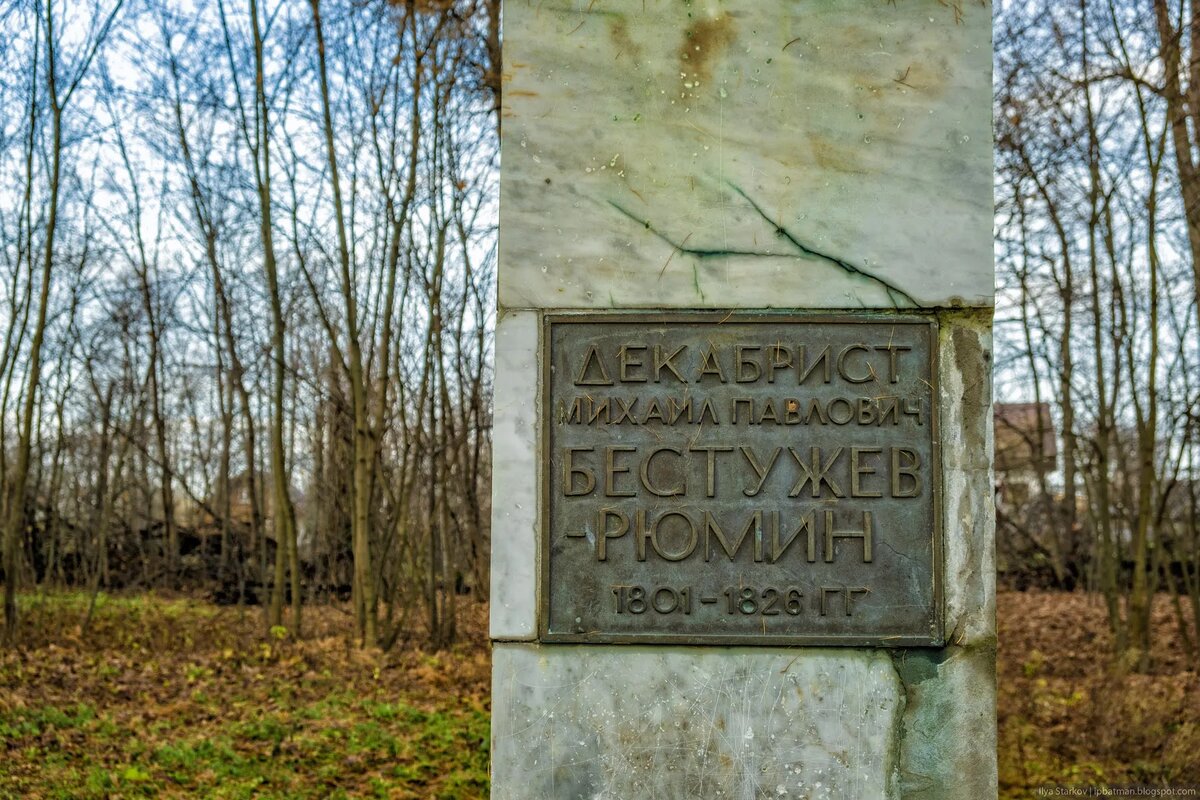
[1,588,1196,799]
[998,591,1200,798]
[0,592,491,799]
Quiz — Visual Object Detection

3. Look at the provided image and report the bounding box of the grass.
[0,591,490,800]
[998,591,1200,798]
[1,589,1195,799]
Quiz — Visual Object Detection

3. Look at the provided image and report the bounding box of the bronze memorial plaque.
[541,313,942,646]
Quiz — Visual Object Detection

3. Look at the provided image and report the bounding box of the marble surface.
[491,1,997,795]
[488,315,999,799]
[940,314,997,647]
[894,643,997,798]
[499,0,993,312]
[492,644,904,800]
[894,311,997,799]
[489,311,540,640]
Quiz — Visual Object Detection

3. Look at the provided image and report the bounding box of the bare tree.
[0,0,497,650]
[2,0,124,643]
[996,0,1200,669]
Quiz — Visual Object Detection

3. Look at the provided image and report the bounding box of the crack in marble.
[725,183,919,308]
[607,199,779,261]
[606,186,918,309]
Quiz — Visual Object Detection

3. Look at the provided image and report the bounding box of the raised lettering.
[635,510,650,561]
[892,447,923,497]
[697,347,728,383]
[641,510,699,561]
[736,345,762,383]
[846,587,870,615]
[619,344,648,382]
[564,398,584,424]
[640,446,686,497]
[667,397,693,424]
[902,398,924,425]
[767,344,792,383]
[784,398,802,424]
[605,446,637,497]
[797,345,832,385]
[771,510,816,563]
[851,447,883,498]
[575,345,614,386]
[757,398,779,425]
[596,508,629,561]
[827,397,854,425]
[876,398,899,425]
[653,344,687,383]
[610,397,639,424]
[875,344,912,383]
[837,343,874,383]
[857,397,876,425]
[802,398,829,425]
[731,397,753,425]
[689,446,734,497]
[704,510,763,562]
[819,587,839,616]
[643,397,667,424]
[698,398,720,425]
[740,446,781,497]
[824,510,873,563]
[588,398,610,425]
[563,447,596,496]
[789,447,845,498]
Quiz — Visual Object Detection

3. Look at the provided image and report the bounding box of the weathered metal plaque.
[541,313,942,646]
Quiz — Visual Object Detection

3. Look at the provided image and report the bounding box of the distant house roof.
[994,402,1056,473]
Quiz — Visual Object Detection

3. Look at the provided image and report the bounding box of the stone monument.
[490,2,994,798]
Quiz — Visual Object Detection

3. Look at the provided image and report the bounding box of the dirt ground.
[0,590,1196,798]
[998,591,1200,798]
[0,593,491,799]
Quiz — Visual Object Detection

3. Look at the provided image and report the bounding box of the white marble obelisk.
[490,2,995,798]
